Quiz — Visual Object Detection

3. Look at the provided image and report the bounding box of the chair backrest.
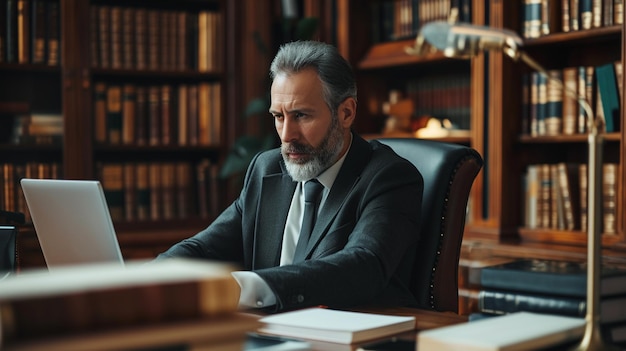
[378,138,483,313]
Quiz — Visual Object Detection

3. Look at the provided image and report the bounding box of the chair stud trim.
[427,154,474,310]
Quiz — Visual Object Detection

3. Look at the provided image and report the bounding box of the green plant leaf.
[219,136,262,178]
[295,17,319,40]
[245,97,270,117]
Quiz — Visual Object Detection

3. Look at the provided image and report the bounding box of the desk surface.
[4,307,467,351]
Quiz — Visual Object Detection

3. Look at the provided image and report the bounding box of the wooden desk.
[3,308,466,351]
[351,306,468,331]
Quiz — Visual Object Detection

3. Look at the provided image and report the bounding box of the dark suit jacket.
[158,134,423,311]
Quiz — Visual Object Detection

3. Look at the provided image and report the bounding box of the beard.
[282,116,345,182]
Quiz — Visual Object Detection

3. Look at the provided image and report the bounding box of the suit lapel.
[302,135,372,258]
[254,173,297,269]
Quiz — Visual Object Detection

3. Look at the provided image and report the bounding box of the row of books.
[0,162,61,224]
[521,61,623,136]
[472,259,626,347]
[371,0,472,43]
[90,5,221,72]
[523,162,618,234]
[97,160,220,223]
[0,0,60,65]
[522,0,624,39]
[406,73,471,130]
[9,112,62,145]
[94,82,221,147]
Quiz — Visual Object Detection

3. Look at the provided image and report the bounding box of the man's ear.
[338,97,357,128]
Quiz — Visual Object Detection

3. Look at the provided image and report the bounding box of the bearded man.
[157,41,424,313]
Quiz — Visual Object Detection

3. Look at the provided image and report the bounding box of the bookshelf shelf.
[517,227,624,247]
[0,64,61,73]
[518,132,622,143]
[358,39,465,70]
[91,69,222,81]
[524,25,622,47]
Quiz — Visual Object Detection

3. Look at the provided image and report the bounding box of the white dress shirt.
[232,135,352,308]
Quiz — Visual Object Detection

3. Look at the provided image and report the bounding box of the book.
[8,314,260,351]
[562,66,579,134]
[106,85,122,144]
[93,82,107,143]
[480,259,626,298]
[603,163,618,234]
[417,311,585,351]
[99,162,124,221]
[596,61,621,132]
[258,308,415,344]
[135,162,150,221]
[545,69,562,135]
[0,258,242,347]
[16,0,29,64]
[30,0,47,65]
[121,84,136,145]
[46,1,61,66]
[556,162,581,230]
[478,289,626,323]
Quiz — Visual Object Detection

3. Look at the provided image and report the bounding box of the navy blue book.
[480,259,626,298]
[477,289,626,324]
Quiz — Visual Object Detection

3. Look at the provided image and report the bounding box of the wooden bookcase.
[329,0,626,314]
[461,0,624,248]
[332,0,487,232]
[1,0,231,267]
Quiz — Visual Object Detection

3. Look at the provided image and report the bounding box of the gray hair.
[269,41,357,113]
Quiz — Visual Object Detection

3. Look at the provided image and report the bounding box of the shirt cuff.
[231,271,277,309]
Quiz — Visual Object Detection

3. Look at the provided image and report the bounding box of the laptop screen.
[20,179,124,270]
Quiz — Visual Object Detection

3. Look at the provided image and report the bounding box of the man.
[158,41,423,312]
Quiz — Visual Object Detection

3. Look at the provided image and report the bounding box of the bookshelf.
[459,0,626,316]
[332,0,485,229]
[328,0,626,315]
[465,0,624,246]
[0,0,229,267]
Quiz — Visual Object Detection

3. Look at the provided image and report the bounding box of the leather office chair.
[378,138,483,313]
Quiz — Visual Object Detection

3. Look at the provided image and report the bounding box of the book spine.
[602,163,618,234]
[6,0,17,63]
[481,267,586,298]
[97,5,110,69]
[122,84,136,145]
[106,85,122,144]
[596,62,620,133]
[123,162,135,221]
[122,7,134,70]
[545,69,563,135]
[99,163,124,221]
[135,162,150,221]
[478,289,586,317]
[21,0,34,63]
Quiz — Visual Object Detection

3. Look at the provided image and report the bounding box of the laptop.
[20,179,124,270]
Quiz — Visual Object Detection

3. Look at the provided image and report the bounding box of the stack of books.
[0,259,259,350]
[474,258,626,347]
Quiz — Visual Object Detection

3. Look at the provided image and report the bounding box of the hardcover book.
[480,259,626,298]
[0,259,241,346]
[258,308,415,344]
[478,289,626,323]
[418,311,585,351]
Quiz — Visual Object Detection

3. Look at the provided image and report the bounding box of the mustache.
[282,142,314,154]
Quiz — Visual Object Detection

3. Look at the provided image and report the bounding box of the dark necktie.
[293,179,324,263]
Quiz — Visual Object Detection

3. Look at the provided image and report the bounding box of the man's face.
[270,68,353,182]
